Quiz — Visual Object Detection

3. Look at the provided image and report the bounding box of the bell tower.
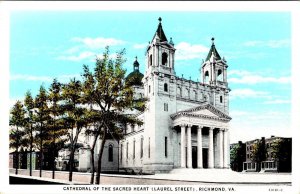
[201,37,228,89]
[145,17,176,77]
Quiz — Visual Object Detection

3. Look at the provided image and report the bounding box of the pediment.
[170,103,231,121]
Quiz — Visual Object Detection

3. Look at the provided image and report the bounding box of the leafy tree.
[250,138,266,172]
[24,91,35,176]
[9,100,26,175]
[48,78,67,179]
[230,142,245,172]
[34,85,50,177]
[81,47,145,184]
[270,138,292,172]
[61,78,87,182]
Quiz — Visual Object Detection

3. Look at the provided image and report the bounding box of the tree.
[9,100,26,175]
[48,78,67,179]
[81,47,145,184]
[24,91,35,176]
[61,78,87,182]
[270,138,292,172]
[34,85,50,177]
[250,138,266,172]
[230,142,245,172]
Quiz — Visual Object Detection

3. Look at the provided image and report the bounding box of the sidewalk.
[9,168,291,185]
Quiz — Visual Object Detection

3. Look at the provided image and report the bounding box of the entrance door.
[192,146,197,168]
[203,148,208,168]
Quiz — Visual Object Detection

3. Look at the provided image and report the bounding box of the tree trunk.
[90,134,99,184]
[69,146,75,182]
[95,132,106,185]
[52,143,55,179]
[29,126,33,176]
[15,150,19,175]
[39,125,43,178]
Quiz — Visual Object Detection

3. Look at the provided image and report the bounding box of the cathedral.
[55,17,231,174]
[119,17,231,174]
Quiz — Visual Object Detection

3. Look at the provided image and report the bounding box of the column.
[197,126,203,168]
[208,127,214,168]
[187,125,192,168]
[223,129,229,168]
[218,129,224,168]
[180,124,186,168]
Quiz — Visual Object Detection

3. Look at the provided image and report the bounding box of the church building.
[120,17,231,174]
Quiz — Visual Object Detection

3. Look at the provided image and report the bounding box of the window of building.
[133,139,135,159]
[149,54,152,66]
[108,144,113,162]
[217,69,223,81]
[140,137,144,158]
[165,137,168,158]
[120,143,123,162]
[149,85,151,94]
[162,52,168,65]
[204,71,209,83]
[164,103,168,111]
[164,83,168,92]
[126,142,129,159]
[148,137,151,158]
[220,96,223,103]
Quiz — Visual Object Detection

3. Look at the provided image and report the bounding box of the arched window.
[149,85,151,94]
[162,52,168,65]
[108,144,113,162]
[204,71,209,83]
[217,69,223,81]
[177,87,182,97]
[164,83,168,92]
[194,90,197,101]
[149,54,152,66]
[220,96,223,103]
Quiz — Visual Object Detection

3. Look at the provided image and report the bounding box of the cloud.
[228,70,290,84]
[263,99,290,104]
[57,51,96,62]
[175,42,209,60]
[10,74,81,83]
[243,39,290,48]
[133,43,148,49]
[72,37,125,49]
[230,88,269,99]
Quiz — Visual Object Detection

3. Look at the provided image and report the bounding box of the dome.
[126,57,144,86]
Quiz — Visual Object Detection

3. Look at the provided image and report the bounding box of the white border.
[1,1,299,194]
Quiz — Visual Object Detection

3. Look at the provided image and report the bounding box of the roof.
[152,17,168,42]
[126,57,144,86]
[205,38,222,61]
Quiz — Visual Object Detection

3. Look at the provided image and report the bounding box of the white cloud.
[243,39,290,48]
[175,42,209,60]
[57,51,96,62]
[10,74,53,82]
[230,88,269,99]
[133,43,148,49]
[264,99,290,104]
[228,70,290,84]
[10,74,81,83]
[72,37,125,49]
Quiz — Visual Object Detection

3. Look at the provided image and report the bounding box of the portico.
[171,103,231,169]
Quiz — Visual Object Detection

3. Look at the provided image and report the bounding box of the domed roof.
[126,57,144,86]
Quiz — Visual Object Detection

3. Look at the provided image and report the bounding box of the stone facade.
[120,18,231,174]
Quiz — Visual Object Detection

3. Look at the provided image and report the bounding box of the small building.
[242,136,291,173]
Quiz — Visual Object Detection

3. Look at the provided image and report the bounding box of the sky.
[9,11,291,143]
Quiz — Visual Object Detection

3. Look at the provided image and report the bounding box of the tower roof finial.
[158,17,162,23]
[211,37,215,45]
